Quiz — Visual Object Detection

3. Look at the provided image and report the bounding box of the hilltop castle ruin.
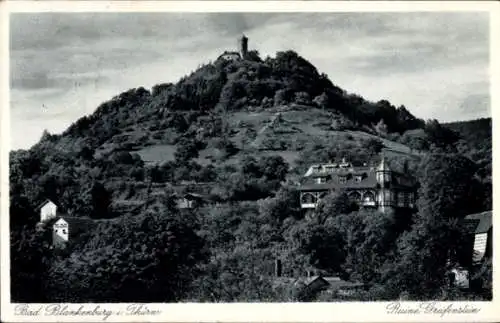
[217,35,249,61]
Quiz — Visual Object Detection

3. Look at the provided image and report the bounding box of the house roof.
[274,276,364,293]
[173,192,208,201]
[299,173,379,191]
[304,275,328,286]
[35,199,56,211]
[464,211,492,234]
[184,192,206,199]
[218,51,241,59]
[299,160,417,192]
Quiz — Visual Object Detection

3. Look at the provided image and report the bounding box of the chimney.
[275,259,282,277]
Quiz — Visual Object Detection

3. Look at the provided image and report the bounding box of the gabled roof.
[218,51,241,59]
[174,192,208,200]
[184,192,206,199]
[35,199,56,211]
[464,211,492,234]
[299,173,378,191]
[304,275,328,286]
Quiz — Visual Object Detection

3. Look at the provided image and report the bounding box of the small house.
[176,193,207,209]
[52,218,69,248]
[464,211,492,263]
[36,199,58,223]
[217,51,241,61]
[303,276,330,296]
[51,216,95,248]
[450,210,492,289]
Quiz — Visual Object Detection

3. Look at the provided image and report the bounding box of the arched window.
[349,191,362,202]
[301,193,316,204]
[363,191,375,202]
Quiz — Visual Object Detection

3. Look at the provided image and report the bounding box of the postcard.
[1,1,499,322]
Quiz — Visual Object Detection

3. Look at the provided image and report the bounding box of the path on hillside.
[250,113,282,148]
[347,130,424,157]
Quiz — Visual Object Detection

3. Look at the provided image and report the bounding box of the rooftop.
[35,199,56,211]
[464,211,492,234]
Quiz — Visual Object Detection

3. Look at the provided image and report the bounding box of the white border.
[1,1,500,322]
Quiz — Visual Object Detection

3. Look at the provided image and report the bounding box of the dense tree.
[314,191,357,224]
[257,155,288,182]
[417,153,482,219]
[46,206,207,302]
[337,210,397,284]
[11,225,54,302]
[377,153,482,299]
[424,119,460,150]
[9,43,492,303]
[90,182,112,218]
[258,185,301,223]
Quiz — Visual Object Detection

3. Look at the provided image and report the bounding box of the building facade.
[463,211,492,264]
[37,199,58,222]
[449,210,492,290]
[298,157,417,213]
[53,218,69,248]
[35,199,94,248]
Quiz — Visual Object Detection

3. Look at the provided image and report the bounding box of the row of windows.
[316,174,365,184]
[301,191,376,204]
[301,191,415,206]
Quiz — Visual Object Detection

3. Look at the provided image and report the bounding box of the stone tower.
[239,34,248,59]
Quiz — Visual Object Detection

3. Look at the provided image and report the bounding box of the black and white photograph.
[2,2,498,321]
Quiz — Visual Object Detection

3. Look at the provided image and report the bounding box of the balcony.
[361,200,376,207]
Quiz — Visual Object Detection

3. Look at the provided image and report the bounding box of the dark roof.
[299,173,378,191]
[304,275,328,286]
[218,51,241,59]
[305,164,373,177]
[464,211,492,234]
[173,192,208,201]
[299,164,417,192]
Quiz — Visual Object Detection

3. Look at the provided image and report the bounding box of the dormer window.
[339,176,347,184]
[355,175,363,182]
[317,177,327,184]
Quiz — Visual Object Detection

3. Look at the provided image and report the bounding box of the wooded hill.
[10,50,492,302]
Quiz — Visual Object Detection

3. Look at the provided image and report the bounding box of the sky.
[10,12,490,150]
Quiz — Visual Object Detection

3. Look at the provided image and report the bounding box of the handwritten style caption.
[14,303,161,321]
[386,302,481,317]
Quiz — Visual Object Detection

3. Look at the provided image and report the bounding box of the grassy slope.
[131,106,417,168]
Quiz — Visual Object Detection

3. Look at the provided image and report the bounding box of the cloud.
[9,12,490,149]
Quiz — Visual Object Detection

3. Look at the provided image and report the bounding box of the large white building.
[298,157,418,213]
